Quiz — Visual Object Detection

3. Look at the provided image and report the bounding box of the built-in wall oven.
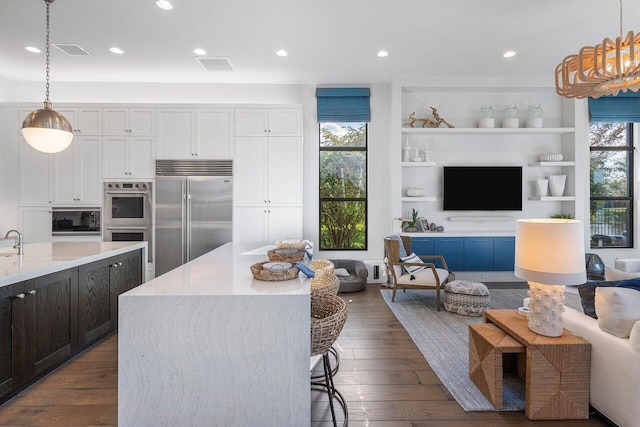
[103,182,153,261]
[52,208,101,236]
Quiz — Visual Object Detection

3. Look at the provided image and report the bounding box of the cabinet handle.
[28,290,36,295]
[112,263,118,268]
[119,262,123,266]
[15,293,25,299]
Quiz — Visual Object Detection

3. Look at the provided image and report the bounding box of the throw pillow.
[595,287,640,338]
[605,266,640,281]
[400,252,425,275]
[334,268,351,277]
[617,277,640,291]
[295,263,315,278]
[630,321,640,354]
[577,280,619,319]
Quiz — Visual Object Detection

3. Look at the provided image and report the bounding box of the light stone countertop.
[124,241,310,296]
[0,241,148,287]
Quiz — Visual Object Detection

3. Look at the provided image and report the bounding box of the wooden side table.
[479,309,591,420]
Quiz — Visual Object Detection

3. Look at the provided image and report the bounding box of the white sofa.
[564,304,640,427]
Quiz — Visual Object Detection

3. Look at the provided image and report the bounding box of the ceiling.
[0,0,638,86]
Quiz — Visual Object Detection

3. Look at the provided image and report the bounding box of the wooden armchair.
[384,236,452,309]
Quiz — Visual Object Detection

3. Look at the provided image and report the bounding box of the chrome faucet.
[5,230,23,255]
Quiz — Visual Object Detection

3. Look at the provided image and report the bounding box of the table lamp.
[514,219,586,337]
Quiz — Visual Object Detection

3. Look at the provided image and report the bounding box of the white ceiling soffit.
[52,43,92,57]
[195,57,234,72]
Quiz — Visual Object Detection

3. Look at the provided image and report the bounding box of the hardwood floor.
[0,284,614,426]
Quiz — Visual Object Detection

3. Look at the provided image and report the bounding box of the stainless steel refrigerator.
[155,160,233,276]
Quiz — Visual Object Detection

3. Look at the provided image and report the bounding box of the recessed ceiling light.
[503,50,517,58]
[156,0,173,10]
[193,48,206,56]
[377,50,389,58]
[25,46,41,53]
[276,49,288,57]
[110,47,125,54]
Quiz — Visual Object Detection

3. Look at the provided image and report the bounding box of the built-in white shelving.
[401,196,437,202]
[401,162,436,167]
[529,161,575,167]
[400,127,575,136]
[530,196,576,201]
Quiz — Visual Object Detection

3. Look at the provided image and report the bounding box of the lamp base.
[527,282,565,337]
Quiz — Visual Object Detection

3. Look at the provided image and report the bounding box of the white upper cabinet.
[103,107,155,136]
[103,136,155,179]
[53,136,102,205]
[235,108,301,137]
[196,109,233,158]
[157,108,233,159]
[19,138,52,206]
[20,107,102,135]
[156,109,195,159]
[20,207,52,244]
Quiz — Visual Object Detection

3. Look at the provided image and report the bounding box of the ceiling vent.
[195,57,234,72]
[52,43,92,56]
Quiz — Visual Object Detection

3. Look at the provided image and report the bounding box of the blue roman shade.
[316,88,371,122]
[589,92,640,122]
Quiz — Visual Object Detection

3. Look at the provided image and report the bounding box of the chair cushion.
[400,252,426,275]
[396,267,449,286]
[334,268,350,277]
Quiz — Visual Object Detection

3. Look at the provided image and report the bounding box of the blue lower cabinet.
[463,237,494,271]
[493,237,515,271]
[410,237,434,257]
[434,237,464,271]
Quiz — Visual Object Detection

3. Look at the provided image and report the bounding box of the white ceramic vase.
[536,179,549,197]
[548,175,566,197]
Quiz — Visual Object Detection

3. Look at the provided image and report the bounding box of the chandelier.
[21,0,73,153]
[555,0,640,99]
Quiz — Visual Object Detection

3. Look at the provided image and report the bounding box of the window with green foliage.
[319,122,367,250]
[589,122,633,248]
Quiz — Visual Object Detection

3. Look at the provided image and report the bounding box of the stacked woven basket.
[250,240,309,281]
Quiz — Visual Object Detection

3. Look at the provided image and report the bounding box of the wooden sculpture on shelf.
[404,107,455,128]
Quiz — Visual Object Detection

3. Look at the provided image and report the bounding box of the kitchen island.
[118,242,311,427]
[0,241,147,403]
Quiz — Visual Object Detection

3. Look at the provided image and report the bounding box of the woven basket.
[267,248,305,263]
[310,294,348,357]
[276,240,308,250]
[311,274,340,297]
[250,261,299,281]
[310,259,335,276]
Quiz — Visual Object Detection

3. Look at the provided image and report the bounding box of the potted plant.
[402,208,421,232]
[550,213,574,219]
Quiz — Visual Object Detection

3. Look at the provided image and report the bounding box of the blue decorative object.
[295,263,315,278]
[589,92,640,123]
[616,277,640,291]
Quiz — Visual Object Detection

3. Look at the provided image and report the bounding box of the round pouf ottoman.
[444,280,490,316]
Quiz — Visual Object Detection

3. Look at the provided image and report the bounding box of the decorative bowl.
[406,187,426,197]
[539,153,563,162]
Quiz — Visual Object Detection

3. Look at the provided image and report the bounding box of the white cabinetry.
[233,107,302,243]
[21,107,102,135]
[19,207,52,243]
[53,137,102,204]
[103,136,155,179]
[157,108,233,159]
[103,107,155,136]
[235,108,301,137]
[19,139,52,206]
[234,206,302,242]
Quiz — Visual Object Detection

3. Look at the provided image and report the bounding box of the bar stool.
[311,293,349,427]
[310,274,341,377]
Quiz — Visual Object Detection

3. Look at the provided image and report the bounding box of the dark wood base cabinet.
[0,249,142,403]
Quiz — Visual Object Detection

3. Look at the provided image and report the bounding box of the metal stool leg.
[311,353,348,427]
[311,345,340,380]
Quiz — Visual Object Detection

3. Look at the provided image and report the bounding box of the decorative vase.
[502,105,519,128]
[536,179,549,197]
[526,104,543,128]
[478,105,495,128]
[402,139,412,162]
[549,175,566,197]
[406,188,426,197]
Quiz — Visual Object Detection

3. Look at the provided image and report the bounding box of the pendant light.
[555,0,640,99]
[21,0,73,153]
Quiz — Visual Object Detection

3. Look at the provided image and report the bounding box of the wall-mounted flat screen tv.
[443,166,522,211]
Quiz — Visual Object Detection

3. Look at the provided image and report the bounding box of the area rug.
[380,287,582,412]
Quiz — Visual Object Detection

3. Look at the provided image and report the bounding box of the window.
[319,122,367,250]
[589,122,634,248]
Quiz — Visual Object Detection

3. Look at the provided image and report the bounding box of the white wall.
[0,106,20,233]
[0,77,12,102]
[8,81,304,104]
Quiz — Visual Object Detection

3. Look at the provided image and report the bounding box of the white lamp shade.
[514,218,586,285]
[22,126,73,153]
